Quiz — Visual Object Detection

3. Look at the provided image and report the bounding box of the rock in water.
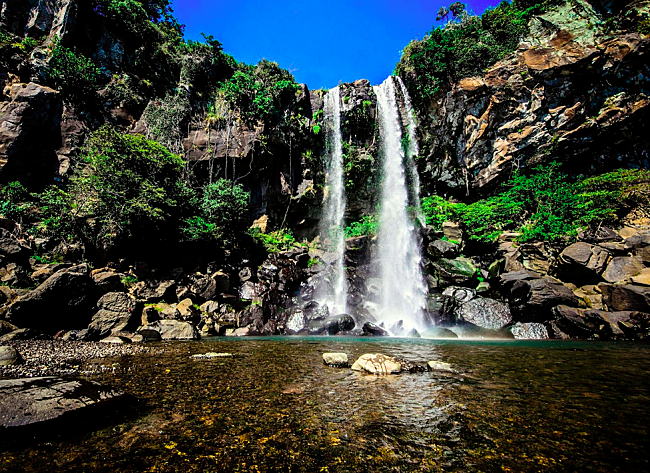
[362,322,390,336]
[0,377,133,439]
[427,361,454,372]
[351,354,402,375]
[0,345,22,365]
[322,353,348,367]
[509,322,549,340]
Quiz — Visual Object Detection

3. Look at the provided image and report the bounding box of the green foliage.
[60,125,192,247]
[46,40,101,101]
[396,0,559,111]
[0,182,29,221]
[307,258,321,268]
[182,179,250,245]
[421,164,650,243]
[249,228,296,253]
[345,215,379,237]
[218,60,300,122]
[35,186,76,241]
[121,275,139,287]
[143,92,191,153]
[342,142,375,191]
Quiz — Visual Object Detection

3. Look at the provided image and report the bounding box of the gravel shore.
[0,340,163,379]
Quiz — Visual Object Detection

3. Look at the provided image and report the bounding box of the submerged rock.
[190,352,237,359]
[351,354,401,375]
[322,352,349,367]
[420,328,459,339]
[427,361,454,372]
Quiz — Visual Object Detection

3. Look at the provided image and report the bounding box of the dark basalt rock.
[0,376,136,446]
[362,322,389,336]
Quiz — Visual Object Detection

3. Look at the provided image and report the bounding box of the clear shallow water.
[3,337,650,472]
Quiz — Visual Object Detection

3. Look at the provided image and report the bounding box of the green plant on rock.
[182,179,250,245]
[143,92,192,153]
[249,227,296,253]
[345,215,379,237]
[46,39,101,101]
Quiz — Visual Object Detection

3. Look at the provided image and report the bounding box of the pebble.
[0,340,161,379]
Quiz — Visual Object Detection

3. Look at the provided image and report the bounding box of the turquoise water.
[2,337,649,472]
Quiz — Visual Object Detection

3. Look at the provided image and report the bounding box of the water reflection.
[3,337,649,472]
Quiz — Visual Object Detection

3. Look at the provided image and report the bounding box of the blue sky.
[171,0,500,90]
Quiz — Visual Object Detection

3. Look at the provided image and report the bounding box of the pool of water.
[2,337,650,472]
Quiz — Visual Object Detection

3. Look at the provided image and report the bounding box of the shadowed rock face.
[0,376,135,447]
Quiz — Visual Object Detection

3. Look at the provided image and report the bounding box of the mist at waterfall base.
[318,77,429,337]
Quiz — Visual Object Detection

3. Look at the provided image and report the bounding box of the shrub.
[345,215,379,237]
[249,228,296,252]
[182,179,250,245]
[421,164,650,244]
[63,125,192,248]
[46,40,101,101]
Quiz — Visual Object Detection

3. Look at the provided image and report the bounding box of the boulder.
[285,309,307,334]
[88,292,141,339]
[30,263,72,285]
[442,222,462,245]
[599,283,650,312]
[322,353,349,367]
[7,264,96,334]
[427,361,454,372]
[140,320,199,340]
[420,327,459,338]
[508,322,549,339]
[351,354,402,375]
[624,233,650,264]
[0,82,62,187]
[429,257,477,287]
[557,242,610,283]
[130,279,176,303]
[362,322,389,336]
[0,328,51,341]
[308,314,355,335]
[455,297,512,330]
[0,377,133,439]
[91,269,124,293]
[0,345,22,365]
[427,239,459,259]
[601,256,645,283]
[0,320,18,336]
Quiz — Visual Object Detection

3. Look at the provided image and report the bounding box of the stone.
[427,361,454,372]
[322,353,349,367]
[0,345,22,365]
[442,222,462,245]
[427,239,459,259]
[430,257,477,287]
[624,233,650,264]
[351,354,402,375]
[177,298,199,319]
[257,262,279,282]
[239,281,265,300]
[239,267,253,283]
[130,279,176,303]
[285,309,307,333]
[558,242,610,283]
[0,328,51,341]
[91,269,124,293]
[0,82,62,187]
[30,263,72,285]
[0,320,18,336]
[308,314,355,335]
[0,377,132,435]
[442,286,476,303]
[455,297,512,330]
[100,336,131,344]
[599,283,650,312]
[141,305,160,325]
[362,322,389,336]
[7,264,96,334]
[251,214,269,233]
[141,320,199,340]
[631,268,650,287]
[190,352,236,359]
[137,329,162,342]
[211,271,230,293]
[602,256,645,283]
[88,292,141,339]
[508,322,549,340]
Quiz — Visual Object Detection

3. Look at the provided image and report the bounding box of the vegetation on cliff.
[395,0,562,111]
[421,164,650,243]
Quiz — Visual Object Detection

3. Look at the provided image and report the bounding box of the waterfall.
[396,76,425,227]
[319,86,348,316]
[373,77,428,333]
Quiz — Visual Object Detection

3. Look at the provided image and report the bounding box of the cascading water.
[396,76,425,227]
[319,86,348,316]
[373,77,428,333]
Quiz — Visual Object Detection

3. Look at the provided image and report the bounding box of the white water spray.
[319,87,348,315]
[373,77,428,332]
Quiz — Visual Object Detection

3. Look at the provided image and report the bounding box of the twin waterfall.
[320,77,427,334]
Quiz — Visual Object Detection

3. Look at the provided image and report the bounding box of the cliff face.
[415,0,650,198]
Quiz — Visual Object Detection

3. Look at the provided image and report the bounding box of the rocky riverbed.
[0,340,161,379]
